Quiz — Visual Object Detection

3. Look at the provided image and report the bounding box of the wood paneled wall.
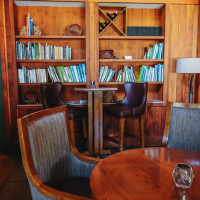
[1,0,200,146]
[167,4,199,103]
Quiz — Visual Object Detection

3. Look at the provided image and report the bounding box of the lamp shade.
[176,58,200,74]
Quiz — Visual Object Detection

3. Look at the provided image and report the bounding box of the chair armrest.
[162,102,172,147]
[69,152,100,178]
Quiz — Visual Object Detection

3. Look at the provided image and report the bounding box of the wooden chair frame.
[17,106,100,200]
[162,102,200,147]
[119,115,145,152]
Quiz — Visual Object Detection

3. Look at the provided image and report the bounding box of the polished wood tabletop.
[90,148,200,200]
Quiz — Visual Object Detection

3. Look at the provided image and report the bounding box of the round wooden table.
[90,148,200,200]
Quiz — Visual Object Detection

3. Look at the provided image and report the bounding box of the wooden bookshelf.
[15,35,86,39]
[1,0,199,147]
[14,1,88,114]
[17,59,86,63]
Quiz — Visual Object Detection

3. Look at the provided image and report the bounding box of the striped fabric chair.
[162,102,200,151]
[17,106,100,200]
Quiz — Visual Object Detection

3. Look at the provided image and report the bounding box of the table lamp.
[176,58,200,103]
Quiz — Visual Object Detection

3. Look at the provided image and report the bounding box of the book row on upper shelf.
[18,64,86,84]
[16,42,72,60]
[144,43,164,59]
[99,64,164,83]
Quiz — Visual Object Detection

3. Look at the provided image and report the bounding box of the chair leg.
[119,118,125,152]
[139,115,145,148]
[69,119,75,147]
[82,116,87,139]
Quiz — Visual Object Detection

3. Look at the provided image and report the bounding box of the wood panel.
[167,4,198,103]
[1,0,18,141]
[195,5,200,103]
[0,0,10,143]
[14,6,85,36]
[92,0,199,4]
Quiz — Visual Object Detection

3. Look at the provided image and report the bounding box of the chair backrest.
[164,102,200,152]
[121,82,148,106]
[40,82,65,109]
[18,106,71,186]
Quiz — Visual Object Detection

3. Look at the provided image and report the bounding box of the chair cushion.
[104,104,143,118]
[67,106,87,120]
[52,177,91,198]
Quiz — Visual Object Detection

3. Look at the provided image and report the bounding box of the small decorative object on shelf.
[22,91,38,104]
[90,80,95,88]
[172,163,194,189]
[19,13,43,36]
[99,50,114,59]
[66,24,83,36]
[19,26,43,36]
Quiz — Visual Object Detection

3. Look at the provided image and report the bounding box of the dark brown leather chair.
[40,82,87,147]
[104,82,148,151]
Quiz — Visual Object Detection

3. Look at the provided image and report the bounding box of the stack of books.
[18,66,47,83]
[116,66,135,82]
[47,64,86,83]
[144,43,164,59]
[136,64,164,82]
[99,65,116,82]
[26,13,36,36]
[16,42,72,60]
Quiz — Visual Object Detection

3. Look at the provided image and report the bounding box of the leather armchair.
[40,82,87,147]
[104,82,148,151]
[17,106,100,200]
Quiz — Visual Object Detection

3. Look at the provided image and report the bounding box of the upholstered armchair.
[162,102,200,151]
[17,106,100,200]
[40,82,87,147]
[104,82,148,151]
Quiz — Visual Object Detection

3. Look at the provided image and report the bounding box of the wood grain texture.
[90,148,200,200]
[4,0,18,141]
[17,106,100,200]
[14,6,85,36]
[167,4,198,103]
[0,0,10,142]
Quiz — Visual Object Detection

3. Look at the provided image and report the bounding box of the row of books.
[18,64,86,83]
[16,42,72,60]
[144,43,164,59]
[99,64,164,82]
[99,65,116,82]
[136,64,164,82]
[116,66,135,82]
[18,67,47,83]
[47,64,86,83]
[26,13,36,36]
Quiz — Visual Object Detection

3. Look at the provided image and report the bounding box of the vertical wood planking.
[167,4,198,103]
[4,0,18,140]
[0,0,10,142]
[88,91,93,155]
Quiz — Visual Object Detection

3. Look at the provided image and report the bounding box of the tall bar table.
[75,88,118,155]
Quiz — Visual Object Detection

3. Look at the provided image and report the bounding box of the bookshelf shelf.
[99,82,163,85]
[15,35,86,39]
[17,104,43,109]
[18,83,86,86]
[99,36,165,40]
[99,59,164,63]
[17,59,86,63]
